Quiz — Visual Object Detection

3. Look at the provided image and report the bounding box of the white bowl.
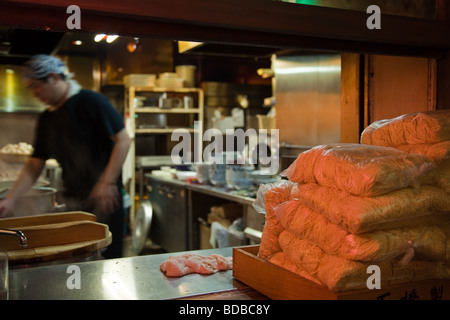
[175,171,197,181]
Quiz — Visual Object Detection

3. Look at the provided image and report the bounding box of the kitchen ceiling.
[0,27,64,65]
[0,27,283,66]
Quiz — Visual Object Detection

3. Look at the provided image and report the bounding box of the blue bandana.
[23,54,70,80]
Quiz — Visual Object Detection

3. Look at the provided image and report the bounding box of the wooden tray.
[233,246,450,300]
[0,212,111,264]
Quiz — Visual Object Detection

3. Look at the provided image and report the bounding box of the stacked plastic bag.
[361,110,450,194]
[254,140,450,293]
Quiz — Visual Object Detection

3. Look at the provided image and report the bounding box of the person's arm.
[89,128,132,214]
[0,157,46,217]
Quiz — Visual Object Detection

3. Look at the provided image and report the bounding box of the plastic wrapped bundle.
[282,143,435,197]
[276,199,450,262]
[254,180,296,259]
[435,160,450,194]
[268,252,322,286]
[252,180,296,215]
[293,183,450,234]
[258,220,282,260]
[361,110,450,147]
[395,141,450,163]
[278,230,449,293]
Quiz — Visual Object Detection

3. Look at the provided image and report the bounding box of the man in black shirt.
[0,54,131,259]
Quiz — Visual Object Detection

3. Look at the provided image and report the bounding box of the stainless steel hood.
[178,41,281,59]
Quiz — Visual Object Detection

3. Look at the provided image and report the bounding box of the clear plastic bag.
[361,110,450,147]
[282,143,435,197]
[252,180,297,215]
[275,198,449,263]
[395,141,450,163]
[293,183,450,234]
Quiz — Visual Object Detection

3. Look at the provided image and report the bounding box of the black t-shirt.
[33,89,125,198]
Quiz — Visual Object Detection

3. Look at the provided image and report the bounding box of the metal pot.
[7,187,57,217]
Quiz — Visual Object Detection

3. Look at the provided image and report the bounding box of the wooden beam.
[3,0,450,48]
[0,2,447,58]
[341,53,363,143]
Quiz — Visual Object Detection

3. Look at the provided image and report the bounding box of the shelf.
[124,84,204,221]
[134,107,201,114]
[130,86,203,93]
[136,128,198,134]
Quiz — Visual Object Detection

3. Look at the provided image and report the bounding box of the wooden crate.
[233,246,450,300]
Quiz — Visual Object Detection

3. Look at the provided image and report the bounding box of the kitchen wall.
[0,64,45,113]
[368,54,436,122]
[0,64,43,149]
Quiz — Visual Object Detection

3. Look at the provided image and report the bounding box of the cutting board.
[0,212,111,264]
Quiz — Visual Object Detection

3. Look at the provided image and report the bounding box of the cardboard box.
[199,219,213,250]
[210,203,242,221]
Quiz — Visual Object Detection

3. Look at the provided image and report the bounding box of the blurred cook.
[0,54,131,259]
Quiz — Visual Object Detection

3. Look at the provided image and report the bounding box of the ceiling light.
[106,35,119,43]
[94,34,106,42]
[127,38,141,53]
[72,40,83,46]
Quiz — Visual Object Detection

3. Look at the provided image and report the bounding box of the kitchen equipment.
[226,165,247,189]
[234,177,254,190]
[132,201,153,255]
[0,229,27,247]
[0,187,57,217]
[124,74,156,87]
[176,65,196,88]
[0,152,29,164]
[150,170,175,179]
[147,176,191,252]
[175,171,197,181]
[249,169,282,186]
[158,93,183,109]
[159,97,183,109]
[157,73,184,89]
[0,179,49,197]
[133,96,145,108]
[195,163,210,184]
[0,212,110,268]
[0,251,7,300]
[209,163,226,187]
[183,95,194,109]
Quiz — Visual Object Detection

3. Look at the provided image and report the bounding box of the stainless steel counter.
[9,247,241,300]
[145,173,256,206]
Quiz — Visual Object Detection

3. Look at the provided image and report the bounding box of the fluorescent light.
[178,41,203,53]
[94,34,106,42]
[106,35,119,43]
